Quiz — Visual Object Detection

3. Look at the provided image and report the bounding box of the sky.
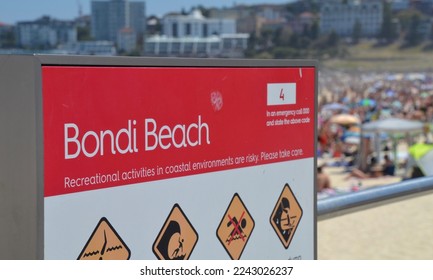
[0,0,294,24]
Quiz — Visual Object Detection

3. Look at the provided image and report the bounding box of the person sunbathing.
[317,166,332,192]
[347,155,395,179]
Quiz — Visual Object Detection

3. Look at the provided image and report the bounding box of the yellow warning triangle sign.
[77,217,130,260]
[270,184,303,249]
[153,204,199,260]
[216,193,255,260]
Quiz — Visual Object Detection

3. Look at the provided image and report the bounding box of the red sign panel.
[43,67,315,197]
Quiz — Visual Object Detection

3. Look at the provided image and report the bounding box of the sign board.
[0,56,316,259]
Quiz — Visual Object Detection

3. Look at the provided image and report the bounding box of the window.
[185,23,191,36]
[197,42,206,54]
[172,42,181,54]
[172,23,178,37]
[203,24,208,37]
[184,42,193,54]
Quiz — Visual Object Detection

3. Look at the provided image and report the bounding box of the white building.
[16,16,77,48]
[162,9,236,38]
[145,9,249,57]
[145,35,221,57]
[117,27,137,53]
[320,0,383,37]
[58,41,116,55]
[145,34,249,58]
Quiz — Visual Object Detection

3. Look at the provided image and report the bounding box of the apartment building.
[162,9,236,38]
[16,16,77,48]
[0,22,14,48]
[320,0,383,37]
[91,0,145,44]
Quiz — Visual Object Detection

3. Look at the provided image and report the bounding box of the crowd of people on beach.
[317,70,433,195]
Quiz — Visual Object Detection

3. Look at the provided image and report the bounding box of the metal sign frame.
[0,55,317,259]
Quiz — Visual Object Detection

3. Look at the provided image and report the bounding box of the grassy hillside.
[322,41,433,72]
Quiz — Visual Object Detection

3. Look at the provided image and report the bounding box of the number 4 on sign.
[279,88,284,101]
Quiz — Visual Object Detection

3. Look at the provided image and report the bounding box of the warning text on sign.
[63,148,304,190]
[266,107,311,127]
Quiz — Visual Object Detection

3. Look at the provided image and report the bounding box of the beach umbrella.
[406,73,426,81]
[362,131,389,140]
[359,98,376,107]
[386,90,395,97]
[409,143,433,176]
[361,118,424,171]
[330,114,360,125]
[321,103,349,112]
[361,118,424,133]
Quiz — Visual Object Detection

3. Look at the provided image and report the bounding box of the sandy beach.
[317,165,433,259]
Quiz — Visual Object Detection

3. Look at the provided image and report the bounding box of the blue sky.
[0,0,293,24]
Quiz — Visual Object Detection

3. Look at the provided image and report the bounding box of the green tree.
[289,33,300,48]
[194,5,210,17]
[0,27,15,48]
[272,47,299,59]
[379,1,398,43]
[286,0,319,15]
[310,20,319,40]
[77,26,92,41]
[273,27,283,46]
[429,23,433,42]
[309,0,320,14]
[245,32,257,57]
[405,13,422,46]
[259,29,274,50]
[327,30,339,48]
[352,19,362,44]
[271,26,292,47]
[396,9,423,33]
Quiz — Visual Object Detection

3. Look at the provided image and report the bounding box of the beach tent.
[362,118,424,134]
[360,118,424,171]
[409,143,433,176]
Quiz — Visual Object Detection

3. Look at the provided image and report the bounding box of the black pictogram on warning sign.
[216,193,255,260]
[270,184,303,249]
[152,204,198,260]
[77,217,130,260]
